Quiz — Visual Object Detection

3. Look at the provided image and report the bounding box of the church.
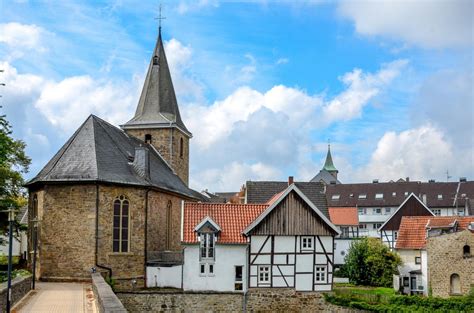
[25,27,201,289]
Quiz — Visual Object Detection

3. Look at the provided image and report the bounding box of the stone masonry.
[117,289,363,313]
[426,229,474,297]
[0,275,32,311]
[29,184,186,291]
[125,128,189,185]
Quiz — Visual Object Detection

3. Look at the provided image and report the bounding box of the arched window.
[179,137,184,158]
[145,134,152,144]
[464,245,471,257]
[450,273,461,295]
[32,194,38,218]
[166,200,172,250]
[113,195,130,253]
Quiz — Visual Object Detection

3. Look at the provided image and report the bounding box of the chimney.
[460,177,467,182]
[132,146,150,179]
[372,179,379,183]
[428,179,435,183]
[422,194,427,204]
[406,177,410,182]
[288,176,294,186]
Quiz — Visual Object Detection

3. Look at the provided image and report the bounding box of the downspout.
[243,242,250,313]
[144,189,151,288]
[95,183,112,279]
[181,247,185,290]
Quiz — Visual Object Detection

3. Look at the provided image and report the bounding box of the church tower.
[323,144,338,179]
[122,27,191,185]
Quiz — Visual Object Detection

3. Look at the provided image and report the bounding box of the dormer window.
[358,194,367,199]
[195,216,221,261]
[331,194,340,200]
[375,193,383,199]
[437,194,443,200]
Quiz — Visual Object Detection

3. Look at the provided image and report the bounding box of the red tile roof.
[396,216,474,250]
[183,202,268,244]
[328,207,359,226]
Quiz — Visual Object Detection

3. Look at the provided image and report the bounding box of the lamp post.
[5,206,17,313]
[31,217,39,290]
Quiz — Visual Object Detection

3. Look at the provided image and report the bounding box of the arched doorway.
[450,273,461,294]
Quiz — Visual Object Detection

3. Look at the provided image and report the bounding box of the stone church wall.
[125,128,189,185]
[426,230,474,297]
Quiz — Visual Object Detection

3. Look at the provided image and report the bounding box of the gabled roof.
[328,207,359,226]
[243,184,340,235]
[396,216,474,250]
[246,181,329,218]
[379,193,434,231]
[326,180,474,208]
[194,216,221,232]
[26,115,198,199]
[122,28,191,137]
[183,202,267,244]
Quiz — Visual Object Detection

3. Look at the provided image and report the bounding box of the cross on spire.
[155,3,166,33]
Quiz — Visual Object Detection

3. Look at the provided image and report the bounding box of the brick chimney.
[288,176,294,186]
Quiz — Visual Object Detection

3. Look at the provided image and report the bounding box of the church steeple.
[122,28,191,137]
[323,144,338,178]
[122,26,191,185]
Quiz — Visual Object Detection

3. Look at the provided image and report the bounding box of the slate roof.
[246,181,329,218]
[328,207,359,226]
[310,169,341,184]
[396,216,474,250]
[122,29,191,136]
[26,115,198,200]
[326,181,474,208]
[182,202,268,244]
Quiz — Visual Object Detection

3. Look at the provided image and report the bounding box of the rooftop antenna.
[446,169,452,182]
[155,3,166,34]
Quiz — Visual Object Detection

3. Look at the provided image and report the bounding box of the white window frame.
[258,265,270,284]
[375,193,384,199]
[415,257,421,265]
[199,263,206,276]
[433,209,441,216]
[301,236,314,251]
[199,233,215,260]
[385,207,391,214]
[331,194,340,200]
[437,194,443,200]
[315,266,327,283]
[392,192,396,197]
[358,194,367,199]
[374,208,382,215]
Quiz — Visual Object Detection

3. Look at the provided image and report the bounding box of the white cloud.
[176,0,219,14]
[339,0,474,48]
[323,59,407,122]
[0,22,45,49]
[363,125,453,180]
[276,58,289,65]
[35,75,137,132]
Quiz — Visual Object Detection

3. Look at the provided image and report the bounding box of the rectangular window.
[433,209,441,216]
[358,208,366,215]
[358,194,367,199]
[385,207,391,214]
[373,223,382,229]
[331,194,340,200]
[458,209,465,216]
[375,193,384,199]
[359,223,367,229]
[258,265,270,284]
[235,266,243,282]
[209,264,214,275]
[199,233,215,260]
[404,192,409,196]
[315,266,327,282]
[437,194,443,200]
[415,257,421,264]
[375,208,382,214]
[392,192,396,197]
[301,236,313,251]
[403,277,409,287]
[200,264,205,275]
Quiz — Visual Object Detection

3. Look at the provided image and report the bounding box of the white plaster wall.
[334,239,351,265]
[397,249,421,276]
[421,250,428,296]
[147,265,182,288]
[183,244,247,292]
[0,235,23,256]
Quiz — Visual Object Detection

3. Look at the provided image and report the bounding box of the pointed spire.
[323,143,338,173]
[122,27,191,137]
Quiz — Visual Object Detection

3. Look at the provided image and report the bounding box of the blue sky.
[0,0,473,191]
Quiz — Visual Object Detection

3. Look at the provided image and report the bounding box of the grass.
[335,283,395,296]
[0,269,31,283]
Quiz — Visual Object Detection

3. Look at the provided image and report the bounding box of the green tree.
[0,114,31,245]
[342,237,402,287]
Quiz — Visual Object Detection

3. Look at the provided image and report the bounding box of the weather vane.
[155,3,166,32]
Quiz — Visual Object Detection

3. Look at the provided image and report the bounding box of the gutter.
[95,183,113,279]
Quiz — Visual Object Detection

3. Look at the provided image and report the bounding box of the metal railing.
[147,251,184,265]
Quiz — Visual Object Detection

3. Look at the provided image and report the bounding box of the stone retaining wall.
[117,288,362,312]
[0,275,32,311]
[91,273,127,313]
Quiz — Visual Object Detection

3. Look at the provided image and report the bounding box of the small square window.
[301,236,313,251]
[331,194,340,200]
[392,192,396,197]
[415,257,421,264]
[404,192,409,196]
[433,209,441,216]
[375,193,384,199]
[258,265,270,284]
[358,194,367,199]
[437,194,443,200]
[375,208,382,214]
[358,208,366,215]
[349,193,354,198]
[315,266,326,282]
[385,207,391,214]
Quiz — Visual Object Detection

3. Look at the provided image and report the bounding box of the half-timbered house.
[243,184,340,292]
[379,193,434,249]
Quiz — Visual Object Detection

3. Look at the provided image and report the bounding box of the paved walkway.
[13,282,97,313]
